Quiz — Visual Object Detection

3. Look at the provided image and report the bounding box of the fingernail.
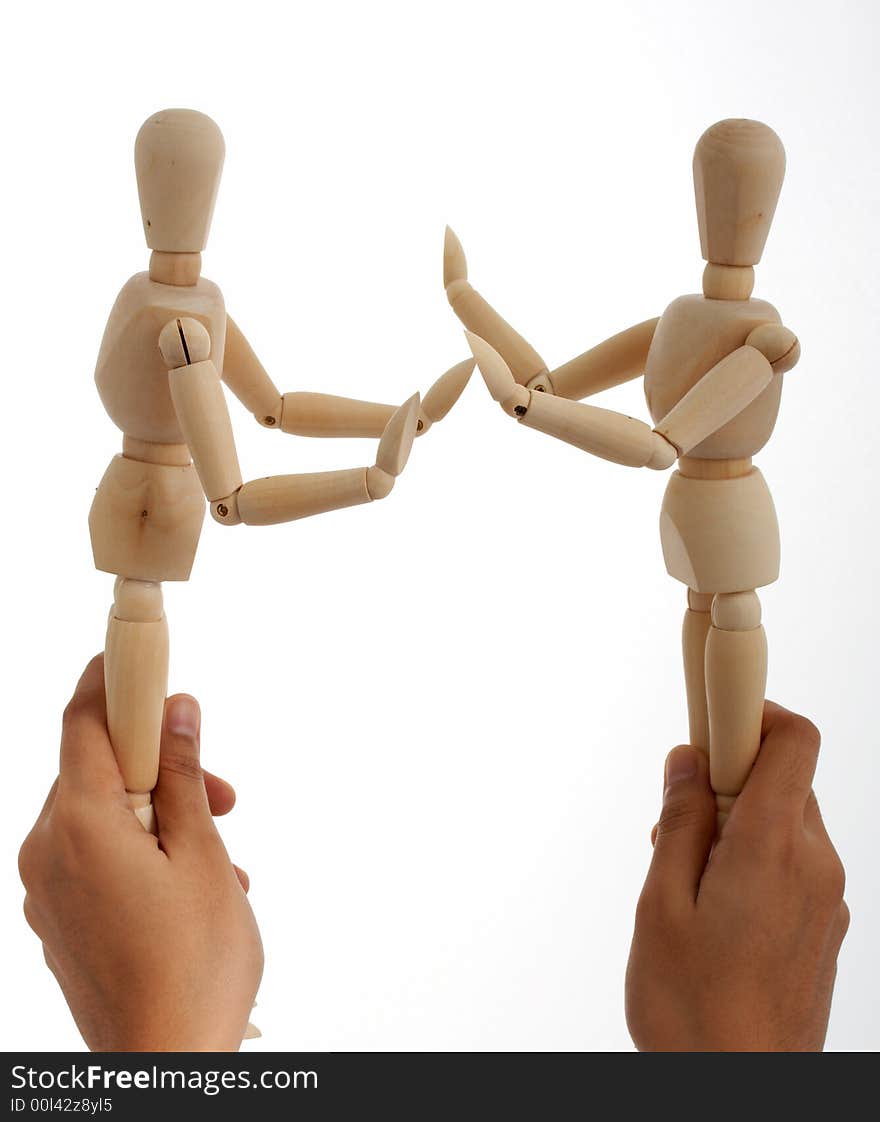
[167,695,200,737]
[665,746,698,787]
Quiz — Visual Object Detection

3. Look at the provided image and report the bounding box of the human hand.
[625,703,848,1052]
[18,655,263,1052]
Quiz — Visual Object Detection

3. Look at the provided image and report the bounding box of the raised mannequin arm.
[444,227,550,386]
[160,318,419,527]
[443,227,657,400]
[223,314,472,439]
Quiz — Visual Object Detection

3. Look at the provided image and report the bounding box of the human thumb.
[645,746,716,905]
[152,694,217,848]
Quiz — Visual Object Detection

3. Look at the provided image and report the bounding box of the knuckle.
[159,752,204,783]
[17,836,36,886]
[22,895,42,936]
[800,850,846,914]
[838,901,851,939]
[822,854,846,901]
[634,886,660,928]
[773,754,813,803]
[61,696,86,727]
[634,882,675,930]
[790,714,821,751]
[657,797,703,836]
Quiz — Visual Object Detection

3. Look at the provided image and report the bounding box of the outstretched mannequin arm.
[468,332,676,470]
[544,314,796,405]
[543,318,659,399]
[444,227,658,399]
[467,325,797,472]
[160,318,419,527]
[223,314,473,438]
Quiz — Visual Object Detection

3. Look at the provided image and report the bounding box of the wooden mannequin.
[447,120,799,828]
[90,109,474,837]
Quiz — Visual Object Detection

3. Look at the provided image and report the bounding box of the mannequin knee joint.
[687,589,714,613]
[711,591,761,631]
[113,579,164,622]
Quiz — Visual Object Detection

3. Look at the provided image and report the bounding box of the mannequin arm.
[223,315,471,438]
[223,313,393,436]
[544,318,659,399]
[468,315,797,467]
[444,227,549,386]
[466,332,676,470]
[654,335,790,457]
[160,318,419,526]
[443,228,656,398]
[656,323,798,454]
[220,314,284,427]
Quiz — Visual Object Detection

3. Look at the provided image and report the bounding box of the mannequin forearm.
[520,391,676,469]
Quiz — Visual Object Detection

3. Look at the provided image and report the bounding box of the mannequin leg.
[104,577,169,833]
[682,589,713,753]
[705,590,767,830]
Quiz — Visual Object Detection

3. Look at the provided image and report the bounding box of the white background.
[1,0,877,1052]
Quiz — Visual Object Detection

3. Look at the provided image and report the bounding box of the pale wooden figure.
[448,120,799,828]
[90,108,473,832]
[91,109,472,1041]
[89,109,471,1036]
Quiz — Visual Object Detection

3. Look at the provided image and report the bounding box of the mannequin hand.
[18,655,263,1052]
[465,332,531,416]
[626,702,848,1052]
